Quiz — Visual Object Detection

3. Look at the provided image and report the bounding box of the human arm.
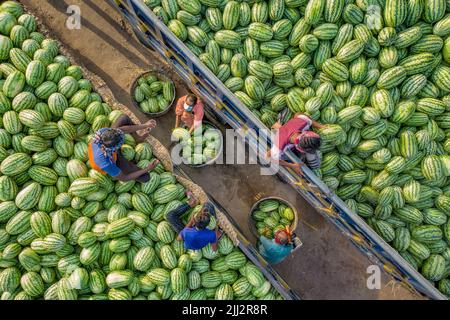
[203,202,216,217]
[266,122,282,157]
[204,202,220,251]
[278,159,304,174]
[175,115,181,129]
[183,203,214,230]
[188,123,195,135]
[311,119,326,130]
[259,236,273,250]
[305,151,321,170]
[185,215,196,228]
[114,159,159,181]
[117,119,156,134]
[271,120,282,130]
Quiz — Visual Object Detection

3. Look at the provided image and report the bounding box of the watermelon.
[1,152,31,176]
[214,30,241,49]
[422,254,446,281]
[68,178,99,197]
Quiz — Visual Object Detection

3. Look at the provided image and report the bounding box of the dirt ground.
[21,0,423,300]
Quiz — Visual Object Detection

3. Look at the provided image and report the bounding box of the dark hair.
[186,94,197,105]
[299,135,321,152]
[101,129,123,148]
[193,207,210,230]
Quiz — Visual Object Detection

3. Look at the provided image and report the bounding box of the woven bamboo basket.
[249,197,303,254]
[169,120,223,168]
[248,196,299,238]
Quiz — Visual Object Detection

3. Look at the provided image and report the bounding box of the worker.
[167,191,221,251]
[174,93,204,134]
[88,114,159,182]
[258,227,294,265]
[267,113,325,173]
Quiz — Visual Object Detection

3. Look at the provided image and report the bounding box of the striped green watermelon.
[213,30,241,49]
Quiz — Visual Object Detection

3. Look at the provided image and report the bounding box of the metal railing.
[110,0,446,300]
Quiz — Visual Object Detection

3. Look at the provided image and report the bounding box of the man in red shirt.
[267,113,325,173]
[174,93,204,134]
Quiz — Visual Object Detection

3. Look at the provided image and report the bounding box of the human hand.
[187,216,196,226]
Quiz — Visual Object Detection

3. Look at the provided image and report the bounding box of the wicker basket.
[130,70,176,117]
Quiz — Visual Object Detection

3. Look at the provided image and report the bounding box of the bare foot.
[136,130,151,142]
[272,120,282,130]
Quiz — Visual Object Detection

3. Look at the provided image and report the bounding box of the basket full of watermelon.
[249,197,298,240]
[131,70,175,117]
[171,121,223,167]
[181,204,218,229]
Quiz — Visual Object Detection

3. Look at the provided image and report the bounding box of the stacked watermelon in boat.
[144,0,450,295]
[251,199,295,239]
[172,123,222,165]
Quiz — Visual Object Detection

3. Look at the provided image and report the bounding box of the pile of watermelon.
[144,0,450,295]
[133,72,175,114]
[0,1,283,300]
[172,124,222,165]
[251,199,295,239]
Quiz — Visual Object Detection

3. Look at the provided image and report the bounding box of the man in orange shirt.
[174,93,204,134]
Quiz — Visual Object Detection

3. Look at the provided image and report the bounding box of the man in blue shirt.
[88,115,159,182]
[258,228,294,265]
[167,191,221,251]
